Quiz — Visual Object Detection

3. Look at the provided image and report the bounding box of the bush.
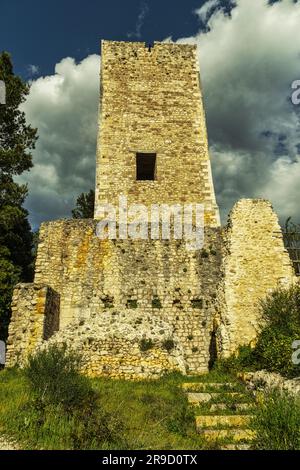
[253,327,300,378]
[21,345,125,449]
[68,403,124,449]
[25,344,94,410]
[152,297,162,309]
[260,285,300,330]
[253,285,300,378]
[215,345,257,374]
[251,391,300,450]
[218,286,300,378]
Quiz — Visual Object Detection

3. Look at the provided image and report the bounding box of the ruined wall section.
[6,284,60,367]
[216,199,295,357]
[95,41,220,227]
[6,200,296,375]
[37,310,187,380]
[33,219,223,374]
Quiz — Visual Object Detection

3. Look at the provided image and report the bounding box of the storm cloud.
[19,55,100,227]
[177,0,300,222]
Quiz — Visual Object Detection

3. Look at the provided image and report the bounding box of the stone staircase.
[182,379,256,450]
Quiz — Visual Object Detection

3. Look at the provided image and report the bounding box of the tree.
[0,51,38,341]
[283,217,300,276]
[72,189,95,219]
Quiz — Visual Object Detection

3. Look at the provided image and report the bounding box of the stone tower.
[5,41,295,379]
[95,41,220,227]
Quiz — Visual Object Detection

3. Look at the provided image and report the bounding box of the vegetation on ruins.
[139,337,154,352]
[253,285,300,378]
[219,284,300,379]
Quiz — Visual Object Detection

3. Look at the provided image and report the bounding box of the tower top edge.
[101,39,197,51]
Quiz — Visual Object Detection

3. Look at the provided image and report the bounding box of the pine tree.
[0,52,38,340]
[72,189,95,219]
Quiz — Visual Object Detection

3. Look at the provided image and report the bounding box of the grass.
[1,353,299,450]
[250,390,300,450]
[180,368,235,384]
[0,367,206,450]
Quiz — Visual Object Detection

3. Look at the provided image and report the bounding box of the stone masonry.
[7,220,223,376]
[6,198,294,378]
[5,41,296,379]
[95,41,220,227]
[215,199,295,358]
[6,284,59,365]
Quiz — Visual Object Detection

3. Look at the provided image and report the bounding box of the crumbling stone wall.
[95,41,220,227]
[6,284,59,367]
[215,199,295,358]
[6,220,222,375]
[5,200,295,377]
[38,310,187,380]
[240,370,300,397]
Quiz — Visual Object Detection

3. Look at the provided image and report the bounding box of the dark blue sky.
[0,0,223,77]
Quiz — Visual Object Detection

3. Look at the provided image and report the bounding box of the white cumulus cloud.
[176,0,300,223]
[18,54,100,227]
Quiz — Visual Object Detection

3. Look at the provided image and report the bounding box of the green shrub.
[253,285,300,378]
[152,296,162,309]
[162,339,175,352]
[21,345,125,449]
[25,344,94,410]
[251,391,300,450]
[236,344,257,367]
[218,286,300,378]
[126,299,138,309]
[253,327,300,378]
[139,338,154,352]
[260,285,300,330]
[102,295,114,309]
[68,402,125,449]
[191,299,203,309]
[216,345,257,374]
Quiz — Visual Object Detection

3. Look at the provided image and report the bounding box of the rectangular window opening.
[136,153,156,181]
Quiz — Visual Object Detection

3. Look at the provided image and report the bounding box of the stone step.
[187,392,246,404]
[182,382,236,392]
[200,429,255,442]
[220,444,252,451]
[210,402,253,412]
[196,414,252,429]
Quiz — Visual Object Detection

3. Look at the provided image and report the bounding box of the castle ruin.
[5,41,295,379]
